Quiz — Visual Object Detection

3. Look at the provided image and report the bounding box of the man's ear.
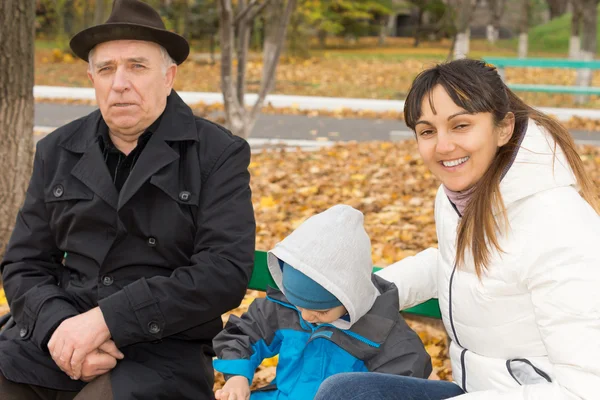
[164,64,177,91]
[497,112,515,147]
[87,69,94,85]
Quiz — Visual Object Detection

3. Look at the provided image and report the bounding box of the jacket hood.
[501,119,577,207]
[267,205,379,329]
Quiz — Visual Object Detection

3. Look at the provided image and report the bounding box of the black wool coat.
[0,91,256,399]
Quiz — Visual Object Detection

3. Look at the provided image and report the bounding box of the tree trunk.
[263,0,282,93]
[546,0,570,19]
[182,0,192,40]
[414,7,425,47]
[486,0,504,44]
[518,0,529,58]
[569,0,582,59]
[452,0,475,59]
[576,0,598,104]
[219,0,297,138]
[83,0,92,28]
[0,0,36,258]
[94,0,106,26]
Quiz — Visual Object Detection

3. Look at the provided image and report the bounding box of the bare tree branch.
[250,0,297,118]
[234,0,259,25]
[218,0,241,121]
[236,0,251,106]
[248,0,272,21]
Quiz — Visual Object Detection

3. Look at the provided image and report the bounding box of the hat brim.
[70,23,190,65]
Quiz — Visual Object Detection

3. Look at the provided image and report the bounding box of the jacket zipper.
[460,348,468,392]
[449,264,467,392]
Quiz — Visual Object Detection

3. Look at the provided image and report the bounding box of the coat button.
[178,191,191,202]
[147,237,157,247]
[148,322,160,334]
[101,275,114,286]
[53,185,64,198]
[19,328,28,338]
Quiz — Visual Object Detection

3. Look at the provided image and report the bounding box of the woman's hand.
[215,375,250,400]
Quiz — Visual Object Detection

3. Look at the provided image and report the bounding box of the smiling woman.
[315,58,600,400]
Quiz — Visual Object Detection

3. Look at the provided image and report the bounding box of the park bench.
[483,57,600,96]
[0,250,442,332]
[249,250,442,319]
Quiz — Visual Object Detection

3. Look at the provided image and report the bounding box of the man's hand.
[215,375,250,400]
[80,340,124,382]
[48,307,113,380]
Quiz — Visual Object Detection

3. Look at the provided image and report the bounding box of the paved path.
[35,103,600,146]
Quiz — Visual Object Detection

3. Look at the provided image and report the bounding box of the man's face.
[87,40,177,137]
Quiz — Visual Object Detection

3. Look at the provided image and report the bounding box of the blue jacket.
[213,276,432,400]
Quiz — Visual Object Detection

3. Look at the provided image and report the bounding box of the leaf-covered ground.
[35,38,600,109]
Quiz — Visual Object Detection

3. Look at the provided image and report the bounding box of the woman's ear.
[497,112,515,147]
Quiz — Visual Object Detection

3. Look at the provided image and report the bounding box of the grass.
[514,5,600,55]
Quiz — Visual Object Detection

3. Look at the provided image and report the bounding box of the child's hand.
[215,375,250,400]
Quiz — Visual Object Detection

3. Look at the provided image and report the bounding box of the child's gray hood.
[267,205,379,329]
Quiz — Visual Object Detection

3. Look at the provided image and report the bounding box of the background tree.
[448,0,477,59]
[575,0,599,103]
[518,0,530,58]
[94,0,107,25]
[569,0,583,59]
[545,0,569,19]
[218,0,297,138]
[486,0,506,44]
[0,0,36,257]
[294,0,392,47]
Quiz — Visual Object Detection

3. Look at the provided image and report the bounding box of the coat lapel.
[59,91,198,211]
[71,146,120,209]
[117,90,198,210]
[60,110,119,210]
[117,137,179,209]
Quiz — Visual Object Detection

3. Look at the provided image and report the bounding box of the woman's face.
[414,85,514,192]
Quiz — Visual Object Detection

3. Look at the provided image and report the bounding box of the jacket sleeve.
[1,145,79,350]
[365,319,432,379]
[375,247,438,311]
[98,137,256,347]
[452,221,600,400]
[212,297,283,383]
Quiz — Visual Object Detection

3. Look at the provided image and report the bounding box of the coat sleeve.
[1,145,80,350]
[98,138,256,347]
[212,297,283,383]
[375,247,438,311]
[451,218,600,400]
[365,321,433,379]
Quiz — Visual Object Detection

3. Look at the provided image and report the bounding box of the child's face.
[297,305,347,324]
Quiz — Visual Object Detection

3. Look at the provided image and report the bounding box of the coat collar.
[59,90,197,153]
[500,119,577,209]
[60,90,198,210]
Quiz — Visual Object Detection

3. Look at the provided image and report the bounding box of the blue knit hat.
[281,262,342,310]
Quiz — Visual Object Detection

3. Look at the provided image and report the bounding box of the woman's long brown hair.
[404,59,599,277]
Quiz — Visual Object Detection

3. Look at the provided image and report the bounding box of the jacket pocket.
[506,358,552,385]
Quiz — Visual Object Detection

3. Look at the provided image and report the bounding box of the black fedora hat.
[70,0,189,65]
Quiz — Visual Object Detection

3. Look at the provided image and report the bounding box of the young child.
[213,205,432,400]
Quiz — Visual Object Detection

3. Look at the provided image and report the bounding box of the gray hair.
[88,42,176,75]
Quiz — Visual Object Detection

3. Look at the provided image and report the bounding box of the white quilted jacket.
[377,120,600,399]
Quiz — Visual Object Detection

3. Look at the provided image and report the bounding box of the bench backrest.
[249,250,442,319]
[484,57,600,69]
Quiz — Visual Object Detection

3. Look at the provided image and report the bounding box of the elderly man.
[0,0,255,399]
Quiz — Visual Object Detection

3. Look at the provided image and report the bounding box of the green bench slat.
[484,57,600,69]
[248,250,442,319]
[507,84,600,95]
